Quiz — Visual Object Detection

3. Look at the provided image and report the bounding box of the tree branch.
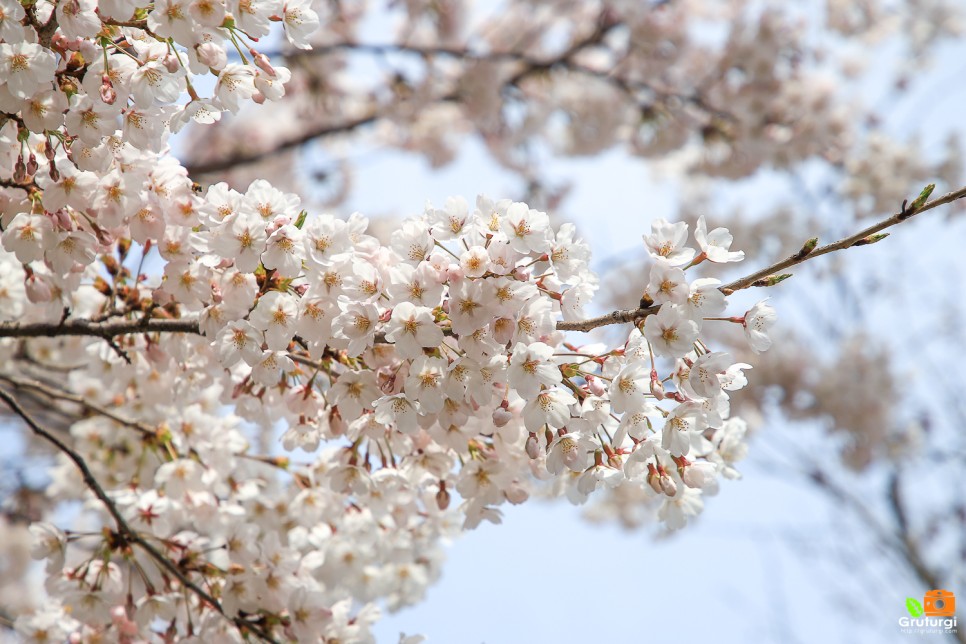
[184,112,379,176]
[186,12,731,176]
[0,317,200,339]
[0,389,278,643]
[0,373,155,438]
[559,183,966,332]
[720,184,966,293]
[1,184,963,340]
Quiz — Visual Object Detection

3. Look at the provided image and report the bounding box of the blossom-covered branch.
[2,183,963,344]
[0,389,280,643]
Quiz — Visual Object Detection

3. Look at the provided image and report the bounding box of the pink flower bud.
[25,274,53,303]
[195,43,227,71]
[25,153,39,177]
[492,407,512,427]
[649,372,665,400]
[51,209,73,231]
[163,53,181,73]
[443,264,463,282]
[329,410,347,437]
[585,374,606,396]
[436,485,450,510]
[99,74,117,105]
[659,473,677,497]
[13,156,27,182]
[505,483,528,505]
[525,433,540,459]
[51,32,70,52]
[252,90,266,104]
[646,463,663,495]
[251,50,277,78]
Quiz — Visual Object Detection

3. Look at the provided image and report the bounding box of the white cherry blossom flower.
[459,245,491,278]
[743,300,777,353]
[507,341,561,397]
[695,216,744,263]
[215,320,263,367]
[56,0,102,38]
[234,0,281,37]
[251,349,295,385]
[263,224,305,278]
[522,387,576,431]
[428,196,472,241]
[333,300,379,356]
[644,303,700,358]
[546,431,595,474]
[373,393,420,434]
[448,278,490,336]
[661,401,707,457]
[0,0,26,42]
[645,259,689,305]
[386,302,445,359]
[331,370,380,422]
[214,64,257,112]
[609,363,653,414]
[387,263,445,308]
[684,277,726,319]
[643,218,694,266]
[250,291,299,351]
[688,352,733,398]
[64,93,121,144]
[20,89,68,133]
[0,42,57,100]
[210,211,267,272]
[658,486,705,530]
[282,0,321,49]
[1,213,49,263]
[404,356,448,414]
[131,61,186,106]
[501,201,551,254]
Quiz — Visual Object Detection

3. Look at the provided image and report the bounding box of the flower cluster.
[0,2,777,641]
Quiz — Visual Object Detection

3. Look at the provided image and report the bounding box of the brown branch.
[0,389,279,643]
[556,304,659,332]
[721,184,966,293]
[184,112,379,176]
[0,317,200,339]
[0,373,155,438]
[187,12,723,177]
[559,183,966,332]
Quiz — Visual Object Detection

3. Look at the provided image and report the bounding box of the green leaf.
[294,210,308,229]
[909,183,935,212]
[853,233,889,247]
[906,597,924,617]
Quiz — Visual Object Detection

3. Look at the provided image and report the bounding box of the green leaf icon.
[906,598,924,617]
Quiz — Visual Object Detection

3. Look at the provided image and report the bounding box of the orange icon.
[924,590,956,617]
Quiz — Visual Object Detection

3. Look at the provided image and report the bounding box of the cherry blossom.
[0,1,950,639]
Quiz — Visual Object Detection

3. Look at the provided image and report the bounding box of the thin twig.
[0,373,155,438]
[720,184,966,293]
